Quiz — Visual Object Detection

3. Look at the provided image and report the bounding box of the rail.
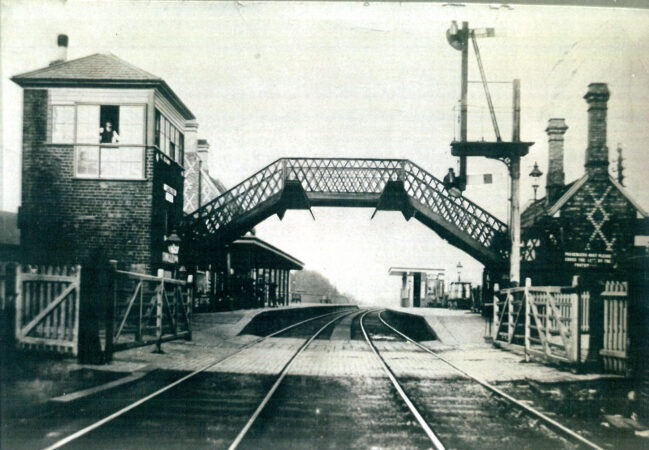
[360,310,446,450]
[376,310,603,450]
[228,308,359,450]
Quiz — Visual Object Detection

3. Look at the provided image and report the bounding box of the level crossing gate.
[14,265,81,355]
[492,279,630,375]
[112,270,192,350]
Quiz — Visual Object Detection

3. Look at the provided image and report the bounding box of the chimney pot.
[57,34,68,48]
[545,118,568,203]
[50,34,69,66]
[584,83,610,179]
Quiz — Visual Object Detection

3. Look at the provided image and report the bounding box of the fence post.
[186,274,193,341]
[153,269,164,353]
[137,279,143,342]
[507,292,514,343]
[104,261,117,363]
[492,283,500,340]
[524,278,531,361]
[572,275,581,366]
[14,265,23,341]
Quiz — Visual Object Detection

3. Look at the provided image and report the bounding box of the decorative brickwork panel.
[561,179,635,267]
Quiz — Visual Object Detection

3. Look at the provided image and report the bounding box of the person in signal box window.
[99,121,120,144]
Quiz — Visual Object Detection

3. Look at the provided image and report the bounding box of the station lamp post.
[456,261,463,282]
[529,162,543,201]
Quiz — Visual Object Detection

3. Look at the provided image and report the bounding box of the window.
[99,105,120,143]
[73,104,146,179]
[52,105,75,143]
[154,109,184,166]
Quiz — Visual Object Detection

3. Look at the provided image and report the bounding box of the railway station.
[2,3,649,450]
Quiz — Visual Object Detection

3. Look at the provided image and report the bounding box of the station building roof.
[229,235,304,271]
[11,53,195,120]
[521,174,648,230]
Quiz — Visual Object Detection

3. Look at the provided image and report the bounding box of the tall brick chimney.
[545,118,568,203]
[583,83,610,180]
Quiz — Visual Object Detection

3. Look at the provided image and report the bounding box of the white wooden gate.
[600,281,629,375]
[493,280,587,367]
[15,265,81,355]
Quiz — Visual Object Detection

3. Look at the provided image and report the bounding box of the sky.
[2,1,649,304]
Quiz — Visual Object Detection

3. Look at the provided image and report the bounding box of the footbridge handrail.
[183,158,508,267]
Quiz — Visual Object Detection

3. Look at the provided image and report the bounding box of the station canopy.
[388,267,445,277]
[227,235,304,271]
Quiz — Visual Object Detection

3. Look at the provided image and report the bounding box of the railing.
[112,269,193,351]
[14,265,81,355]
[185,158,508,261]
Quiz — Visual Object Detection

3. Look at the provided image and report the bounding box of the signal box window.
[99,105,120,143]
[73,104,145,179]
[154,109,184,167]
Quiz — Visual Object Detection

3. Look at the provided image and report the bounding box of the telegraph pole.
[447,22,533,287]
[459,21,469,189]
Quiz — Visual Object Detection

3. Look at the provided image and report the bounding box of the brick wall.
[18,89,184,272]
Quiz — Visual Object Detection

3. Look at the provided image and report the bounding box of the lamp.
[456,261,463,282]
[165,230,182,256]
[529,161,543,201]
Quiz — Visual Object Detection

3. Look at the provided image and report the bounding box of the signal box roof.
[11,53,195,120]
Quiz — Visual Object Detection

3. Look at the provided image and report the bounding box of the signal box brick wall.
[18,89,183,271]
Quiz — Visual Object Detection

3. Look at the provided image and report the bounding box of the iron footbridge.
[183,158,508,268]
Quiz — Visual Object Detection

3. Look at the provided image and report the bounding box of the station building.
[11,36,303,310]
[521,83,648,286]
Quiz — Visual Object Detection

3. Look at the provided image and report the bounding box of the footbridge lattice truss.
[184,158,509,268]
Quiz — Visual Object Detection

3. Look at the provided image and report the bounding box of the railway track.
[360,309,605,450]
[39,306,608,450]
[43,308,357,450]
